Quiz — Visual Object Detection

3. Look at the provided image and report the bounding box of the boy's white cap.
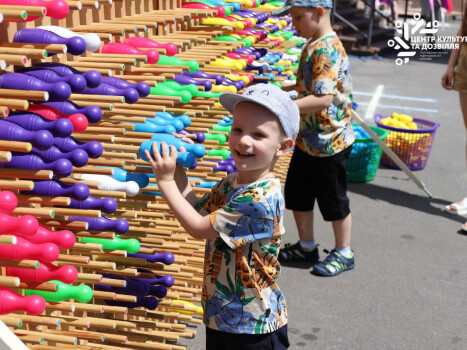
[219,83,300,140]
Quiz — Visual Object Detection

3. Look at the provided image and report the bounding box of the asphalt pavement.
[181,18,467,350]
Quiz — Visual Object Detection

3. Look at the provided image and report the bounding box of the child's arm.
[144,142,218,240]
[442,26,462,90]
[295,94,333,114]
[173,163,198,207]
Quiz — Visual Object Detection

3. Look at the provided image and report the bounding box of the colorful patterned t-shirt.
[295,32,355,157]
[196,173,287,334]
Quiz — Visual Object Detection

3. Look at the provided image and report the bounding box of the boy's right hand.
[144,141,178,183]
[441,68,455,90]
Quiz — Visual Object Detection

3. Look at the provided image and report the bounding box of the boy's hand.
[144,141,178,182]
[171,132,195,145]
[441,68,455,90]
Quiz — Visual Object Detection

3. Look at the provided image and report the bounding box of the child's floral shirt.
[196,173,287,334]
[295,32,355,157]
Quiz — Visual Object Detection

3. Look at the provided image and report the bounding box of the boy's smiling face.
[289,6,322,39]
[229,102,292,184]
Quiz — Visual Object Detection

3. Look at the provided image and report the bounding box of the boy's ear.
[276,138,294,157]
[315,6,325,19]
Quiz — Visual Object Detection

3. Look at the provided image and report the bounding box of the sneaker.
[278,241,319,264]
[312,249,355,277]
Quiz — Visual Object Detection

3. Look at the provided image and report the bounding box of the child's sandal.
[444,197,467,216]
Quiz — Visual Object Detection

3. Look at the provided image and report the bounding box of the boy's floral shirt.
[196,173,287,334]
[295,32,355,157]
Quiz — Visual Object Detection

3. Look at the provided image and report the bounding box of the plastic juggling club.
[6,113,73,138]
[0,236,59,263]
[101,77,150,97]
[68,196,118,214]
[31,146,89,167]
[0,213,38,236]
[0,191,18,214]
[82,83,140,104]
[0,73,71,101]
[2,153,73,178]
[44,101,102,123]
[0,120,53,150]
[150,134,206,158]
[53,136,103,158]
[78,174,140,197]
[123,37,178,56]
[104,167,149,188]
[38,25,101,52]
[37,63,101,88]
[0,0,69,21]
[27,104,88,133]
[0,287,45,316]
[69,216,129,235]
[101,43,159,64]
[139,140,195,168]
[21,68,87,93]
[7,261,78,284]
[81,236,139,253]
[25,280,93,303]
[25,179,90,201]
[25,225,75,250]
[14,28,86,56]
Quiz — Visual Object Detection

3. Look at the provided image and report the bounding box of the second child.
[274,0,356,277]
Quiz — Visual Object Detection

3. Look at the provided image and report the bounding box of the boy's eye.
[232,128,242,134]
[254,132,265,138]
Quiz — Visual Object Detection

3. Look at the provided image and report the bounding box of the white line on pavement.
[354,91,436,103]
[363,85,384,121]
[357,102,438,113]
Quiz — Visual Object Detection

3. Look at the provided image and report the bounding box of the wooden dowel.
[0,98,30,110]
[0,259,39,269]
[56,254,90,264]
[52,207,101,218]
[0,179,34,191]
[14,334,43,345]
[0,235,17,245]
[0,275,20,287]
[18,282,57,291]
[70,94,125,103]
[16,195,70,206]
[1,54,28,66]
[0,315,22,328]
[0,89,49,103]
[12,207,55,218]
[17,314,60,327]
[0,106,9,117]
[0,42,67,54]
[72,166,114,175]
[0,47,47,59]
[44,329,105,343]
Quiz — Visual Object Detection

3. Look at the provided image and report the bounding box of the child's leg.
[280,148,319,263]
[332,212,352,249]
[293,210,315,242]
[459,91,467,230]
[312,147,354,276]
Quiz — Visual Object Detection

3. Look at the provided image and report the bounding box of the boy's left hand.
[144,141,178,182]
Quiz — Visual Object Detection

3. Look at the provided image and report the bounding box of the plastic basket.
[346,124,389,182]
[374,114,440,170]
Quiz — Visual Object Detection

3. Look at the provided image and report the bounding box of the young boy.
[144,84,299,349]
[274,0,355,276]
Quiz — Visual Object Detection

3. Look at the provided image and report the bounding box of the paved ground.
[181,18,467,350]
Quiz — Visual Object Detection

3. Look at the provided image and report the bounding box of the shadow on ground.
[348,180,466,224]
